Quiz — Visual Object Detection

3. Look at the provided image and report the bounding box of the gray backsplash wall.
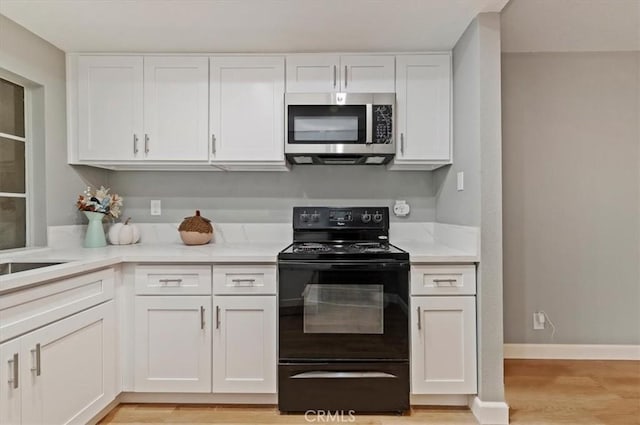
[107,166,437,223]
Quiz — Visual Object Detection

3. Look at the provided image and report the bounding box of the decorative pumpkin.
[179,210,213,245]
[108,218,140,245]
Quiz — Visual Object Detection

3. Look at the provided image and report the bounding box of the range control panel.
[293,207,389,229]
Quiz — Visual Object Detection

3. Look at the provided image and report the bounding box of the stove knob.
[373,212,383,223]
[300,213,310,222]
[311,213,320,223]
[361,212,371,223]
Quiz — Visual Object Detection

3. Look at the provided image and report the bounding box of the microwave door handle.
[365,104,373,144]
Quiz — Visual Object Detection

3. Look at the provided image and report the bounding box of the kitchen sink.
[0,262,65,276]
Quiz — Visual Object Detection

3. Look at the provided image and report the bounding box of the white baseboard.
[469,397,509,425]
[410,394,470,406]
[504,343,640,360]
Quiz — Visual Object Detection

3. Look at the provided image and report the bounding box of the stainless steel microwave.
[285,93,395,165]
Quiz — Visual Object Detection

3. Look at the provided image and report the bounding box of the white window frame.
[0,74,33,250]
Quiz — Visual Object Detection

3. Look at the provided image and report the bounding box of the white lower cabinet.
[134,296,212,392]
[411,296,477,394]
[0,339,21,425]
[0,301,116,425]
[212,295,277,393]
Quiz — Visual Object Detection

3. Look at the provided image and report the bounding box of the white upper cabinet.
[210,56,285,163]
[143,56,209,161]
[340,55,395,93]
[286,55,394,93]
[77,56,144,161]
[286,55,340,93]
[391,54,452,169]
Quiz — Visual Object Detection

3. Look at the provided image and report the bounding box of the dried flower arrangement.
[76,186,123,219]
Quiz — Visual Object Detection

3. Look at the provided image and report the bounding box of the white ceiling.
[501,0,640,53]
[0,0,509,53]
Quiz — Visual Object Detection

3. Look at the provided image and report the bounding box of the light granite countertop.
[1,222,479,294]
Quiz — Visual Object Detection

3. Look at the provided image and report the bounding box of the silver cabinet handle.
[232,278,256,287]
[344,65,348,89]
[211,134,216,156]
[333,65,337,88]
[144,134,150,154]
[7,353,18,389]
[216,306,220,329]
[434,278,457,286]
[400,133,405,155]
[159,278,183,285]
[133,134,139,155]
[417,307,421,330]
[30,343,41,376]
[200,306,205,330]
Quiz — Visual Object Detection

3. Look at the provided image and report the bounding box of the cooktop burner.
[285,241,406,257]
[279,206,409,261]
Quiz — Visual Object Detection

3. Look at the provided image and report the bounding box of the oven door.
[278,260,409,362]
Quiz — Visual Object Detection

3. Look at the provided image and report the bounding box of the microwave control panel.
[373,105,393,144]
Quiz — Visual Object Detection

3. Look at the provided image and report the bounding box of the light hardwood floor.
[100,360,640,425]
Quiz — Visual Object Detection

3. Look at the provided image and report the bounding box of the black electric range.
[277,207,410,414]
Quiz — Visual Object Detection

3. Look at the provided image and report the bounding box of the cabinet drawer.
[411,265,476,295]
[0,268,115,343]
[213,265,276,295]
[135,265,212,295]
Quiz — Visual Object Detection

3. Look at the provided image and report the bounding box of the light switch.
[457,172,464,191]
[150,200,161,216]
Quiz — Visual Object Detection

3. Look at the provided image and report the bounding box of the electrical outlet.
[150,200,161,216]
[457,171,464,191]
[533,312,545,330]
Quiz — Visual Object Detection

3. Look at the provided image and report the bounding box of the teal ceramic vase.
[84,211,107,248]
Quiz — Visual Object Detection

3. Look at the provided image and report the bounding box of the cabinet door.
[411,296,477,394]
[143,56,209,161]
[395,54,451,162]
[134,296,212,392]
[212,296,276,393]
[0,339,21,425]
[78,56,143,161]
[20,301,116,424]
[210,56,285,162]
[340,55,395,93]
[285,55,340,93]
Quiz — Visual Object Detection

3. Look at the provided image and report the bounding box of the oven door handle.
[291,371,398,379]
[278,261,409,271]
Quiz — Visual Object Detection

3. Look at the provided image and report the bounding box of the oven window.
[303,284,383,334]
[294,116,359,141]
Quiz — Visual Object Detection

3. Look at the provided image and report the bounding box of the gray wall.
[0,14,108,235]
[436,14,505,403]
[108,166,437,223]
[502,51,640,344]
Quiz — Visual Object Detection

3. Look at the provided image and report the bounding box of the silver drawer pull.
[231,278,256,287]
[417,306,421,330]
[200,306,205,330]
[216,305,220,329]
[433,278,457,286]
[7,353,18,389]
[159,278,183,286]
[291,371,397,379]
[30,343,41,376]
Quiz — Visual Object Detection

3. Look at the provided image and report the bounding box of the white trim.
[119,392,277,404]
[0,132,26,142]
[504,343,640,360]
[469,397,509,425]
[0,193,27,198]
[410,394,470,406]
